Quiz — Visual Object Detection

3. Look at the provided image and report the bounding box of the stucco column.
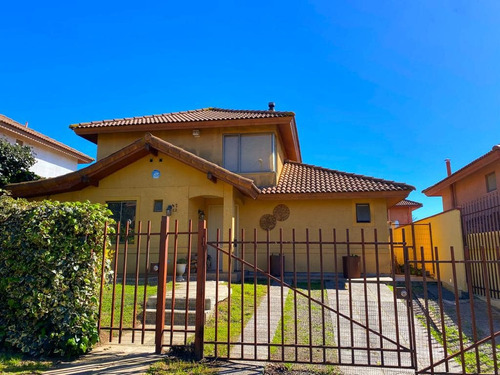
[222,184,235,272]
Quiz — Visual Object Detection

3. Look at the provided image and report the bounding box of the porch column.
[222,184,235,272]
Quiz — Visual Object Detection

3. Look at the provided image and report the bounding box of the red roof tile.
[0,114,93,163]
[261,161,414,195]
[70,108,294,129]
[395,199,422,207]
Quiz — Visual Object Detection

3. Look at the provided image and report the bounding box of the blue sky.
[1,0,499,218]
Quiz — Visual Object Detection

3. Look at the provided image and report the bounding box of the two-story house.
[0,114,93,177]
[7,106,414,274]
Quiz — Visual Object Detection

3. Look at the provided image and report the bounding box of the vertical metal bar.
[109,221,121,341]
[411,222,417,266]
[464,246,480,374]
[155,216,170,354]
[184,220,193,345]
[361,229,371,365]
[346,228,354,364]
[420,246,434,375]
[280,228,285,362]
[169,220,179,346]
[141,221,152,344]
[450,246,466,373]
[403,229,417,369]
[293,228,298,362]
[389,229,401,367]
[266,229,271,360]
[480,246,498,372]
[253,228,258,360]
[227,227,232,358]
[194,219,207,360]
[97,222,108,334]
[215,228,220,357]
[319,229,326,363]
[434,247,450,373]
[306,228,313,362]
[333,229,341,363]
[374,229,384,366]
[496,246,500,302]
[118,220,130,343]
[132,221,142,343]
[241,228,245,358]
[428,223,436,276]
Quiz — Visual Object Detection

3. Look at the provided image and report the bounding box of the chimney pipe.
[445,159,452,176]
[268,102,275,111]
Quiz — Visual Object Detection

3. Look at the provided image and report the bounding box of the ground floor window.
[107,200,136,242]
[356,203,371,223]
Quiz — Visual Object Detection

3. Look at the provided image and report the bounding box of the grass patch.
[202,281,267,357]
[0,351,53,374]
[271,282,336,363]
[147,357,218,375]
[265,362,341,374]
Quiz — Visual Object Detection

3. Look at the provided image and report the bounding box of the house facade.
[7,107,414,274]
[0,114,93,177]
[423,146,500,210]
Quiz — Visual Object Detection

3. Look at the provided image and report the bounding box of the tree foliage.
[0,138,39,187]
[0,196,113,357]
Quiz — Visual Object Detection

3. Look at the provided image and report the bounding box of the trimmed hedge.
[0,196,112,357]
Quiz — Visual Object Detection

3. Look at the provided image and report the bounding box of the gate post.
[155,216,170,354]
[194,219,207,360]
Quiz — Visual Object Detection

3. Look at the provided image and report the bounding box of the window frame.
[356,203,371,223]
[486,172,497,193]
[223,133,276,173]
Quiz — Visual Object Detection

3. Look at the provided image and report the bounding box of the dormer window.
[223,134,275,173]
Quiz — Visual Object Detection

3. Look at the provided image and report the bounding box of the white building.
[0,114,93,178]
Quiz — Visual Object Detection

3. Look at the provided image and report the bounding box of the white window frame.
[223,133,276,173]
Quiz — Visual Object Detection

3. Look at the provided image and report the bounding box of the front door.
[207,205,223,271]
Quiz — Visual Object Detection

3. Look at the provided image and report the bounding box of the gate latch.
[396,287,408,299]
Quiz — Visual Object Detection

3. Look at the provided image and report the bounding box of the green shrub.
[0,196,113,357]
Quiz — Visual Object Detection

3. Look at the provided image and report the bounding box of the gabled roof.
[423,144,500,196]
[6,133,261,199]
[260,160,414,201]
[69,107,302,162]
[394,199,423,208]
[0,114,93,164]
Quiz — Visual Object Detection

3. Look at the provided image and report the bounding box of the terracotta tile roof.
[0,114,93,163]
[423,144,500,196]
[395,199,422,207]
[70,108,295,129]
[261,161,414,195]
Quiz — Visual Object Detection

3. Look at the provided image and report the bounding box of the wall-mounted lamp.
[192,129,200,137]
[198,209,205,220]
[166,205,173,216]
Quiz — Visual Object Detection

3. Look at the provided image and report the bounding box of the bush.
[0,196,113,357]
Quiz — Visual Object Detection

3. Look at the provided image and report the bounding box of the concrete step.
[146,296,212,310]
[143,308,209,325]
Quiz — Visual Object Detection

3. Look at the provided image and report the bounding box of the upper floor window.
[486,172,497,192]
[223,134,275,173]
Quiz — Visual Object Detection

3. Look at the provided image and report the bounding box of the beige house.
[8,106,414,273]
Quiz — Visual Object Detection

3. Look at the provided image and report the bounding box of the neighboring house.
[0,114,93,178]
[387,199,422,226]
[423,146,500,210]
[7,106,414,273]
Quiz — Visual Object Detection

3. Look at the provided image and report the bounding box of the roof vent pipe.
[268,102,275,111]
[445,159,452,176]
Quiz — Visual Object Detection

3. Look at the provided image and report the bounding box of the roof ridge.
[284,160,412,188]
[210,107,295,115]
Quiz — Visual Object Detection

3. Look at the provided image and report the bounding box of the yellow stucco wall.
[394,209,467,293]
[236,197,392,274]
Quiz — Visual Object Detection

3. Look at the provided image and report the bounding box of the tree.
[0,138,39,187]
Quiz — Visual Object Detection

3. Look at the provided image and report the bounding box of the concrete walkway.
[230,284,289,360]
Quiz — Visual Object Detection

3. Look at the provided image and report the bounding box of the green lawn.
[147,358,218,375]
[0,352,53,374]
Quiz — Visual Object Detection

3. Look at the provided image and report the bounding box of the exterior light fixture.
[198,209,205,220]
[192,129,200,137]
[166,205,173,216]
